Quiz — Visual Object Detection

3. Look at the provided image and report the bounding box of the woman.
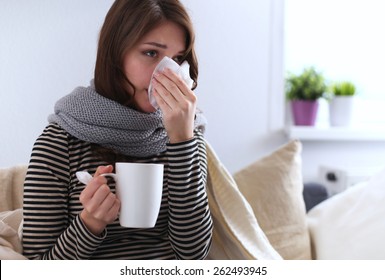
[22,0,212,260]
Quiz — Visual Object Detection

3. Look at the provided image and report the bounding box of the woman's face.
[123,20,187,113]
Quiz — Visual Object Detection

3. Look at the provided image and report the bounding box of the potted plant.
[329,81,356,126]
[285,67,327,126]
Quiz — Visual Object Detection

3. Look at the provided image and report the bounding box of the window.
[284,0,385,127]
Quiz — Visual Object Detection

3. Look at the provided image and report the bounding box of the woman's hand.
[79,165,120,236]
[152,68,196,143]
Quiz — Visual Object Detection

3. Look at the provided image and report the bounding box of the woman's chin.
[131,93,158,113]
[136,102,157,113]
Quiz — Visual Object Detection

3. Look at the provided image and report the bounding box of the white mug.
[103,162,164,228]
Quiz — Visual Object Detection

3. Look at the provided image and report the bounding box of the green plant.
[331,81,356,96]
[285,67,327,101]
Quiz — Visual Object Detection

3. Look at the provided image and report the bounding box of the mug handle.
[100,173,117,181]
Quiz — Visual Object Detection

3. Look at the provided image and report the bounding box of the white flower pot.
[329,96,354,127]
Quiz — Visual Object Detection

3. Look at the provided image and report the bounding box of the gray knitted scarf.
[48,84,206,157]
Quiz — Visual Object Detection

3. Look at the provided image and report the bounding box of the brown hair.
[94,0,198,106]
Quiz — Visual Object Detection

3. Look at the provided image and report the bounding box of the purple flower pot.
[291,100,319,126]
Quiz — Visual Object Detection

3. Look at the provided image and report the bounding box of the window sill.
[285,125,385,141]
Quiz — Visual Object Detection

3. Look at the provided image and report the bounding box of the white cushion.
[308,168,385,259]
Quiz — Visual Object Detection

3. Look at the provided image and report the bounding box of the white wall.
[1,0,384,182]
[0,0,115,167]
[183,0,287,173]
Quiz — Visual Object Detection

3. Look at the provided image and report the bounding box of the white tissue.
[148,56,194,109]
[76,171,93,185]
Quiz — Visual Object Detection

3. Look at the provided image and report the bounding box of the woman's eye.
[144,50,157,58]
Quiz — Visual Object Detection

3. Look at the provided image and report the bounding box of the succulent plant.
[331,81,356,97]
[286,67,327,101]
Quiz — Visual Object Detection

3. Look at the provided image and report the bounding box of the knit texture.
[48,83,206,157]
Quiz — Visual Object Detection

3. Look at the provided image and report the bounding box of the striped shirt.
[22,123,212,259]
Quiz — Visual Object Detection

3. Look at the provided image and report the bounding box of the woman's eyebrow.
[144,42,186,54]
[144,42,167,49]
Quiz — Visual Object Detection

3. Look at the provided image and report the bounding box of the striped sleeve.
[22,124,104,259]
[166,131,213,259]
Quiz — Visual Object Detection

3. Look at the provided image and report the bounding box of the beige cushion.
[233,140,311,259]
[0,165,27,212]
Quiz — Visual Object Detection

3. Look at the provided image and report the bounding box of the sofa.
[1,140,385,260]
